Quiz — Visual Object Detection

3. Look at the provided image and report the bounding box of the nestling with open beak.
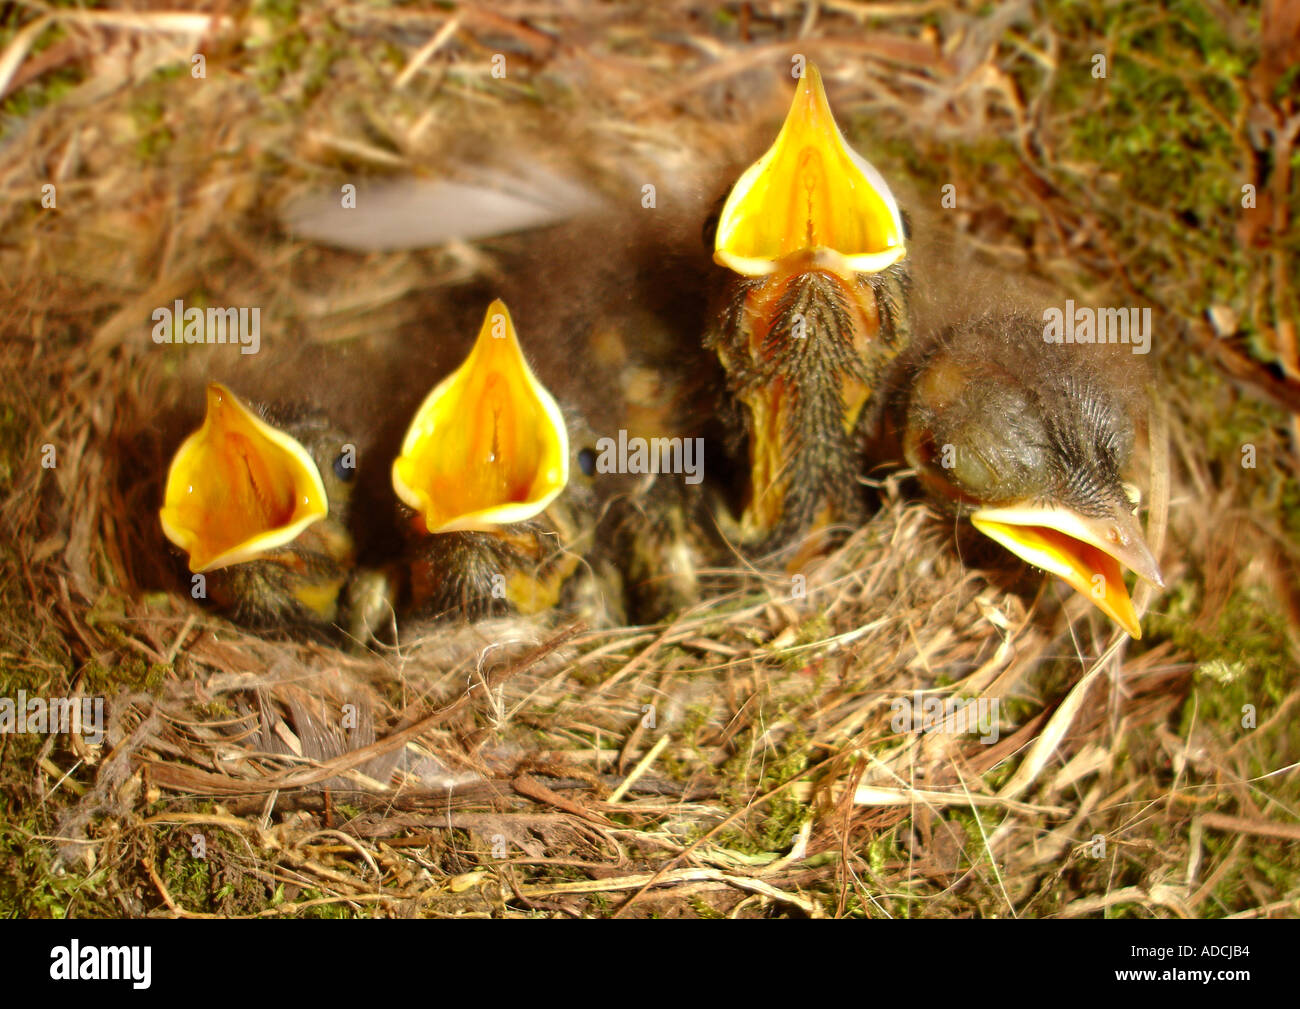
[706,63,911,554]
[888,312,1165,638]
[160,383,359,630]
[392,299,583,617]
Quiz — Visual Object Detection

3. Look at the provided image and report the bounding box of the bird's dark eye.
[333,451,356,482]
[701,212,720,251]
[701,189,729,251]
[578,447,597,477]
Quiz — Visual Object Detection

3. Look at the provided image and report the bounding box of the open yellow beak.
[971,502,1165,638]
[160,383,329,574]
[392,299,570,534]
[713,63,906,278]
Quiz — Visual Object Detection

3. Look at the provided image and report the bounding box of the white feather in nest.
[281,166,602,253]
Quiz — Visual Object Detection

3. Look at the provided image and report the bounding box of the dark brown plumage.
[704,64,911,556]
[706,261,911,550]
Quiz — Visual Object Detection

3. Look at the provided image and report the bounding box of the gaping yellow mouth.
[971,502,1165,639]
[391,299,570,534]
[160,383,329,573]
[713,63,906,278]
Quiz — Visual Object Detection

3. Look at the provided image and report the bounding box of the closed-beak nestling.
[892,312,1165,638]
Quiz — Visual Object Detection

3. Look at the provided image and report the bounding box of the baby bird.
[705,63,911,554]
[160,383,358,630]
[889,312,1165,638]
[391,299,583,618]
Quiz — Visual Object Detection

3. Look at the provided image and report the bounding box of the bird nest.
[2,1,1298,918]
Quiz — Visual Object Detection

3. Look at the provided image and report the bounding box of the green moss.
[0,15,84,132]
[0,405,24,502]
[77,655,168,695]
[688,895,727,918]
[0,756,121,917]
[710,724,812,858]
[775,614,835,675]
[161,843,215,910]
[0,829,113,918]
[128,87,174,163]
[864,832,895,879]
[254,29,309,98]
[195,699,236,720]
[0,64,82,123]
[296,887,367,918]
[1152,584,1292,706]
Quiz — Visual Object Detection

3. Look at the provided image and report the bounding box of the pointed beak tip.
[714,61,904,271]
[393,300,570,534]
[205,380,237,408]
[971,506,1162,639]
[1116,608,1144,638]
[1126,541,1165,592]
[795,63,825,102]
